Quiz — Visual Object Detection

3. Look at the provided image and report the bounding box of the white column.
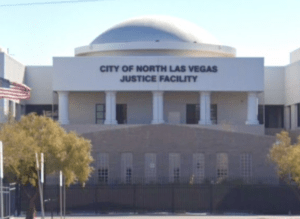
[246,92,259,125]
[104,91,117,125]
[58,91,69,125]
[104,91,111,124]
[199,91,212,125]
[110,91,117,125]
[151,91,164,124]
[152,92,158,124]
[0,99,7,123]
[12,101,16,118]
[158,91,164,123]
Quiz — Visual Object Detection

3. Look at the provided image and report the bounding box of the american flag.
[0,78,31,102]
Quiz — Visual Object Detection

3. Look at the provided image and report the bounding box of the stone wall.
[77,124,277,182]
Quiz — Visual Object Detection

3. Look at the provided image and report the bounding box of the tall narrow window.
[52,104,58,120]
[186,104,200,124]
[210,104,218,124]
[97,153,109,184]
[258,105,264,125]
[169,153,180,183]
[8,100,13,115]
[240,153,252,182]
[121,153,133,184]
[145,153,156,183]
[216,153,228,180]
[193,153,205,183]
[96,104,105,124]
[116,104,127,124]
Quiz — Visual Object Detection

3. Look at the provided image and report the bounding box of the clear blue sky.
[0,0,299,66]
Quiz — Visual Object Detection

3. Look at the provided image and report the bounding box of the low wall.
[62,123,265,135]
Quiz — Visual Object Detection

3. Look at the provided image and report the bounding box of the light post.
[35,153,45,219]
[0,141,4,219]
[64,175,66,219]
[41,153,45,218]
[60,171,62,219]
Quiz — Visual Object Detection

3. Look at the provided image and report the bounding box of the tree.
[269,131,300,185]
[0,113,94,219]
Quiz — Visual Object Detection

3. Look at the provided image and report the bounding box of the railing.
[0,183,16,219]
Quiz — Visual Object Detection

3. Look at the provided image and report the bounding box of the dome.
[90,15,221,45]
[75,16,236,57]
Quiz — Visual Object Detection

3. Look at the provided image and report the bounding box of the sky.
[0,0,299,66]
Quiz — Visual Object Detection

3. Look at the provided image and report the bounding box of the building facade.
[1,15,300,183]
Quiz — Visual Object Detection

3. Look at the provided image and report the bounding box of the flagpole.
[0,142,4,219]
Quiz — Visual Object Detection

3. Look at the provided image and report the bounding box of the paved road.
[13,215,300,219]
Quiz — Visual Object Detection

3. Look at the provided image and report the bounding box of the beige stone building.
[2,15,300,184]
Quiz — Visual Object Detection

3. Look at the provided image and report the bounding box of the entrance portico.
[53,53,263,133]
[57,90,261,132]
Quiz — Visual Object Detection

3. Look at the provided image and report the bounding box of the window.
[169,153,180,183]
[193,153,205,183]
[210,104,217,124]
[145,153,156,183]
[96,104,105,124]
[121,153,133,184]
[258,105,264,125]
[216,153,228,180]
[186,104,200,124]
[25,104,58,120]
[240,153,252,182]
[8,100,14,116]
[116,104,127,124]
[264,105,284,128]
[186,104,217,124]
[20,105,25,115]
[96,104,127,124]
[97,153,109,184]
[52,104,58,120]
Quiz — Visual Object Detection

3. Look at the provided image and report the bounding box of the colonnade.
[57,91,260,125]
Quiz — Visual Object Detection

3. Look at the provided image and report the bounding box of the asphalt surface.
[13,215,300,219]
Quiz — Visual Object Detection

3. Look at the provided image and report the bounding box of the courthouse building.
[1,15,300,183]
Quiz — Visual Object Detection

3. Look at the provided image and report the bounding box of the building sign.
[100,65,218,83]
[53,57,264,91]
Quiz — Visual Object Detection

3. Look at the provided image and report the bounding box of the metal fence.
[14,177,300,216]
[0,183,16,218]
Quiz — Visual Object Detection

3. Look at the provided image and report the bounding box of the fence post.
[17,184,21,216]
[133,184,136,213]
[171,184,175,213]
[9,186,11,217]
[14,183,18,216]
[210,182,213,214]
[94,185,97,215]
[57,184,59,215]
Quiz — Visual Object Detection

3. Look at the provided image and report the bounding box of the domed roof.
[90,15,221,45]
